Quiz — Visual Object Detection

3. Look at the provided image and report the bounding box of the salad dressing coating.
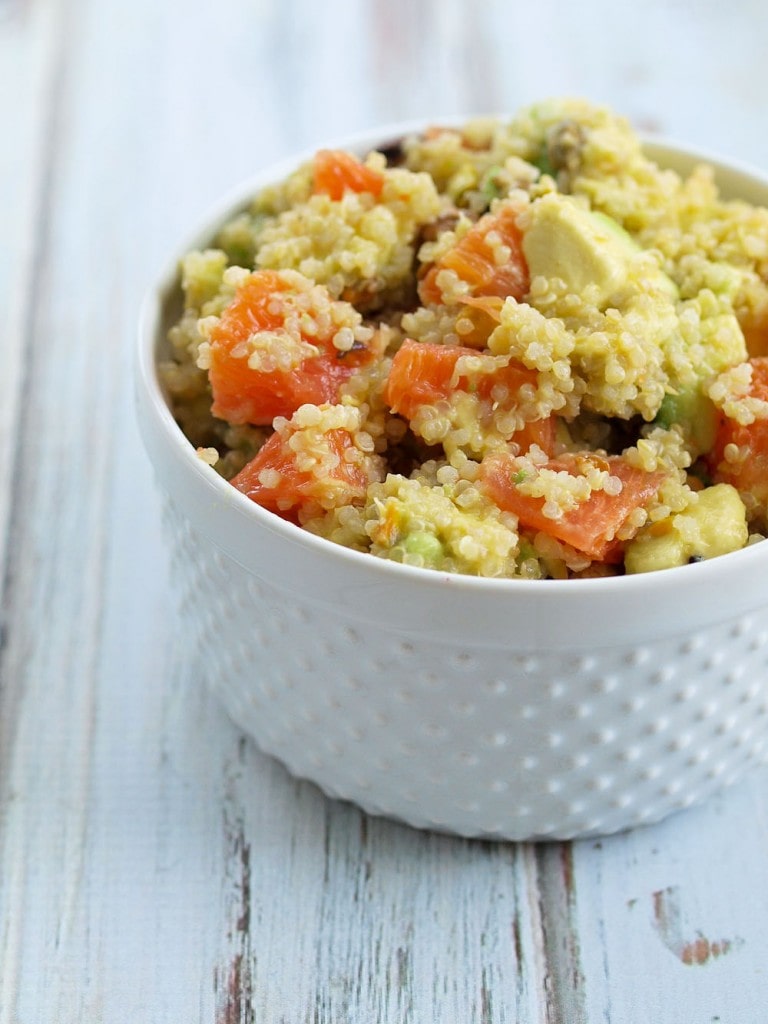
[161,99,768,579]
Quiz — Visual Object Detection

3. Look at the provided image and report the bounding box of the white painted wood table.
[3,1,768,1020]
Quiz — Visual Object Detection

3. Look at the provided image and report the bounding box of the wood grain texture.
[3,1,768,1022]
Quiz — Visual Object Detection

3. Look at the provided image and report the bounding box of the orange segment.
[313,149,385,200]
[208,270,370,426]
[384,339,555,455]
[418,204,529,306]
[708,356,768,509]
[454,295,505,348]
[232,427,371,521]
[506,416,557,458]
[480,452,665,561]
[384,340,466,420]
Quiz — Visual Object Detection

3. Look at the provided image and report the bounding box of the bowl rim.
[137,116,768,599]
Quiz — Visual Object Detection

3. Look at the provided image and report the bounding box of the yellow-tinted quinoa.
[161,98,768,579]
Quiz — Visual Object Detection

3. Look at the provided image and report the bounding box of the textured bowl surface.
[137,123,768,840]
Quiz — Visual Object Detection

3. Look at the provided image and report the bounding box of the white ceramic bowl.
[137,121,768,840]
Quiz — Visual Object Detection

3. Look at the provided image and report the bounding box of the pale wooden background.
[3,0,768,1021]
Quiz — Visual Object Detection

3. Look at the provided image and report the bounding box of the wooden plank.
[0,0,74,1011]
[0,0,62,581]
[211,743,551,1023]
[555,773,768,1023]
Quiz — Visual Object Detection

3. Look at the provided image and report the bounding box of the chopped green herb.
[481,165,505,201]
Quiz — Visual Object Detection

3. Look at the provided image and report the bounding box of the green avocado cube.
[522,194,632,306]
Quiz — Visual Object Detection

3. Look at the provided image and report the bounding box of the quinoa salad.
[160,98,768,580]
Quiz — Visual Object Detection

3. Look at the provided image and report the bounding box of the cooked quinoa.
[160,98,768,579]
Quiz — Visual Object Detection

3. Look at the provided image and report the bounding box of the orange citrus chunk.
[232,426,372,521]
[418,204,529,306]
[480,451,665,561]
[208,270,370,426]
[312,149,385,200]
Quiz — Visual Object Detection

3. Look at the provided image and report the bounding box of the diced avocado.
[518,540,538,562]
[625,529,687,574]
[591,211,677,300]
[480,165,505,203]
[402,530,445,567]
[523,195,677,306]
[654,386,718,457]
[523,195,631,305]
[690,484,749,558]
[624,483,748,573]
[590,210,637,248]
